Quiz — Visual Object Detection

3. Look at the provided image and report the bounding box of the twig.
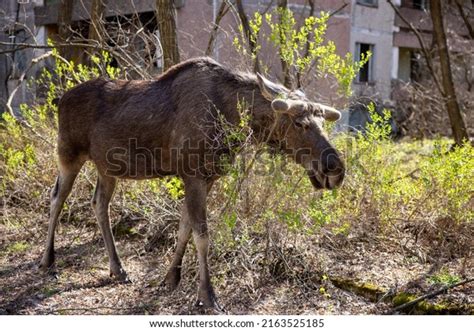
[0,41,150,79]
[387,168,420,184]
[392,278,474,313]
[328,2,348,18]
[0,41,93,55]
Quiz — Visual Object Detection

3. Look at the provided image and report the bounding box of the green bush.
[233,7,370,94]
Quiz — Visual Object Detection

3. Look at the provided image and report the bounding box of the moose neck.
[220,72,276,143]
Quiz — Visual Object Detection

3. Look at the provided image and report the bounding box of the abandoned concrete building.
[0,0,472,134]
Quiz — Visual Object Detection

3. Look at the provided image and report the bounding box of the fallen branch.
[392,278,474,313]
[388,168,420,184]
[328,275,474,314]
[49,304,151,314]
[329,276,387,302]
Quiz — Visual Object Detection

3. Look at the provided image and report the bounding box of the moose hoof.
[38,265,58,279]
[110,267,130,283]
[196,291,224,313]
[39,251,55,270]
[159,280,178,294]
[160,270,181,293]
[38,257,56,275]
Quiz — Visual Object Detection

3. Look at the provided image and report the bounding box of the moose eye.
[294,121,307,129]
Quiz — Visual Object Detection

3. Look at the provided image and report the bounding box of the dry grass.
[1,175,473,314]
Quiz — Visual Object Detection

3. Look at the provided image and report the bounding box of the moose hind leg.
[162,209,192,291]
[40,163,82,271]
[92,173,128,281]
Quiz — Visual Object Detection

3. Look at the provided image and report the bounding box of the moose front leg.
[183,177,220,309]
[193,228,219,309]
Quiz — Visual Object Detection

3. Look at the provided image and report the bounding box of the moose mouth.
[307,169,344,190]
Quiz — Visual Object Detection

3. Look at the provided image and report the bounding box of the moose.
[39,57,345,310]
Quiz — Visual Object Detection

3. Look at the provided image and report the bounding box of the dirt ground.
[1,206,472,315]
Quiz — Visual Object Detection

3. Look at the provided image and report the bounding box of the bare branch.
[328,2,348,18]
[206,0,231,56]
[5,51,55,147]
[455,0,474,39]
[0,41,152,79]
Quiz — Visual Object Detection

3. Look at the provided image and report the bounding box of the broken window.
[402,0,430,10]
[412,0,429,10]
[398,48,425,82]
[356,0,378,7]
[355,43,374,83]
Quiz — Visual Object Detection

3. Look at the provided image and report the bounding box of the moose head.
[257,73,345,189]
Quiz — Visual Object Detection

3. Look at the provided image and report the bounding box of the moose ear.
[313,103,341,121]
[257,73,284,101]
[322,106,341,122]
[271,99,290,112]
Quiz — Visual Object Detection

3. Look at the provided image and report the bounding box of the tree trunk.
[277,0,293,88]
[88,0,106,44]
[57,0,74,59]
[430,0,469,145]
[155,0,180,71]
[235,0,260,73]
[296,0,315,88]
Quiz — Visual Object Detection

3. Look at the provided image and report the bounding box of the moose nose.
[321,149,343,172]
[321,150,345,189]
[327,167,345,189]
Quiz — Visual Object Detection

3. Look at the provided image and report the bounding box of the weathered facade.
[1,0,472,132]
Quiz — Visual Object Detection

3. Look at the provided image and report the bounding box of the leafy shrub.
[233,8,370,95]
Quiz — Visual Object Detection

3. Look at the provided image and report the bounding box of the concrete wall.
[349,0,396,102]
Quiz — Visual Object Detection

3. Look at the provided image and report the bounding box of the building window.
[412,0,429,10]
[356,0,378,7]
[402,0,429,10]
[355,43,374,83]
